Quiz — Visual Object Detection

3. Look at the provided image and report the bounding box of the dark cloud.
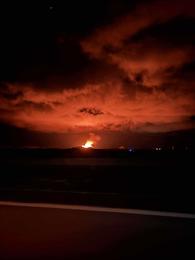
[190,116,195,122]
[0,87,23,101]
[15,101,53,113]
[79,107,104,116]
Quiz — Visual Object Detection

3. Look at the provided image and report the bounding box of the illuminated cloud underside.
[0,0,195,134]
[0,81,194,133]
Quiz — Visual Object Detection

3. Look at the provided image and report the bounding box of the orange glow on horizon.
[82,140,94,148]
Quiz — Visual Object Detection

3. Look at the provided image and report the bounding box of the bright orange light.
[82,140,94,149]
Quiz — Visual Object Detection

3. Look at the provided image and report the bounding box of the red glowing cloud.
[81,0,195,59]
[0,0,195,136]
[0,81,194,134]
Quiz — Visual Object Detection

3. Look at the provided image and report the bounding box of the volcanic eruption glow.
[82,140,94,149]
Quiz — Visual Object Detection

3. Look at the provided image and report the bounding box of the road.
[0,202,195,259]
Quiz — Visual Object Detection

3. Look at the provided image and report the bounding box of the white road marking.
[0,201,195,219]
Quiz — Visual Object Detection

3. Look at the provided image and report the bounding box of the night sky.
[0,0,195,148]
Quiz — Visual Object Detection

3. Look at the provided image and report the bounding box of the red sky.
[0,0,195,147]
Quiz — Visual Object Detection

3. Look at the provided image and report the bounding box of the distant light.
[128,148,134,152]
[155,147,162,151]
[82,140,94,149]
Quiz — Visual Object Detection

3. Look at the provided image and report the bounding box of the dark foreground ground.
[0,149,195,212]
[0,204,195,260]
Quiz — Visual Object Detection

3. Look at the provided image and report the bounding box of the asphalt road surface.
[0,202,195,259]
